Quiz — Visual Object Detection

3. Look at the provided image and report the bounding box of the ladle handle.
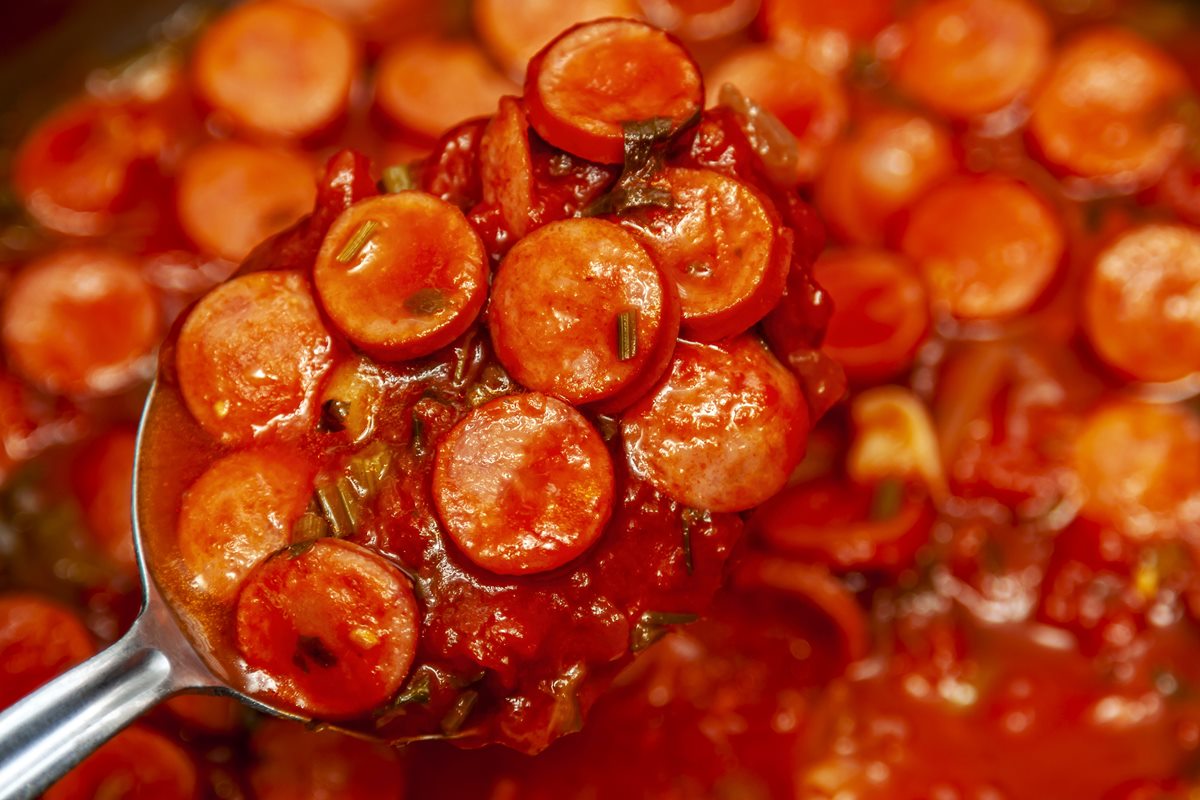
[0,607,204,800]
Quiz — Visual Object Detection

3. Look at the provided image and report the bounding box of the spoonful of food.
[0,18,825,798]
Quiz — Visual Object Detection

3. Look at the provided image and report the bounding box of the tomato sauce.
[1,0,1200,797]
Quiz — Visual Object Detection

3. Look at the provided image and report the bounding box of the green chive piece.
[549,663,587,735]
[376,668,434,726]
[314,481,354,538]
[381,163,418,194]
[295,635,338,669]
[291,512,329,543]
[616,309,639,361]
[336,219,379,263]
[440,690,479,735]
[411,413,426,457]
[681,508,706,575]
[869,478,905,522]
[630,611,698,653]
[286,538,318,559]
[346,442,392,499]
[318,399,350,433]
[405,288,447,316]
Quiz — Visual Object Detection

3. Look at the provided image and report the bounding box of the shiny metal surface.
[0,381,223,799]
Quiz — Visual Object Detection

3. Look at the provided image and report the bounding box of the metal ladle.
[0,382,305,800]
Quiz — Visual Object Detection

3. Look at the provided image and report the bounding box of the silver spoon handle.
[0,604,209,800]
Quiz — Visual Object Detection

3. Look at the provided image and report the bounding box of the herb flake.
[681,508,707,575]
[381,163,419,194]
[411,413,426,457]
[336,219,379,263]
[405,288,447,317]
[631,611,698,653]
[294,635,339,671]
[616,309,639,361]
[375,668,435,726]
[318,399,350,433]
[583,118,677,217]
[291,512,329,544]
[286,537,318,559]
[549,663,587,735]
[869,479,905,522]
[314,479,356,538]
[440,690,479,735]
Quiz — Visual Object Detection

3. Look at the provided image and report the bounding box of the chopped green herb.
[286,537,318,559]
[381,163,419,194]
[583,118,677,217]
[594,414,619,442]
[346,442,392,499]
[318,399,350,433]
[549,663,587,735]
[405,288,447,316]
[626,116,675,142]
[440,690,479,735]
[616,309,639,361]
[336,219,379,263]
[630,611,698,653]
[681,508,707,575]
[291,512,329,544]
[314,479,356,538]
[452,332,478,384]
[466,364,515,408]
[307,444,393,539]
[869,479,905,522]
[294,635,338,671]
[411,413,426,457]
[375,668,435,726]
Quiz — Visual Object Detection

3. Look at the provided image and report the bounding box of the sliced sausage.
[622,336,808,512]
[433,393,614,575]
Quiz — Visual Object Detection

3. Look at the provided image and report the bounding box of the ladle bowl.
[0,381,307,800]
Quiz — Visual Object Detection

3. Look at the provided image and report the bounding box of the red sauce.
[1,0,1200,796]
